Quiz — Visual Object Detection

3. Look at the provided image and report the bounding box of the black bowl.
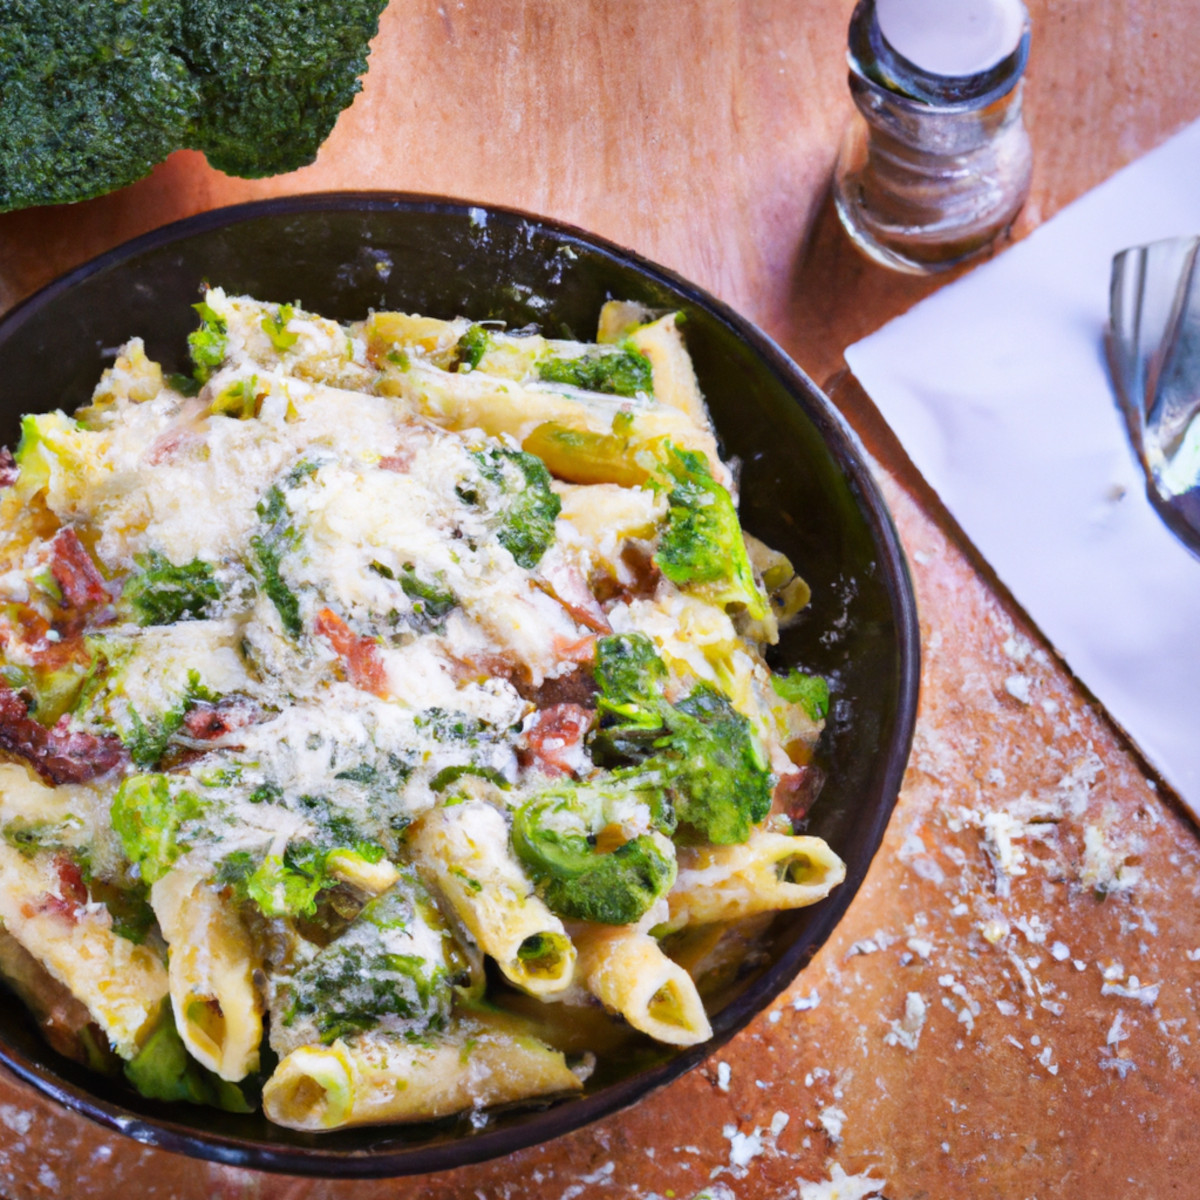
[0,194,919,1176]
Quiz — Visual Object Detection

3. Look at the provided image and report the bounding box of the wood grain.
[2,2,1200,1197]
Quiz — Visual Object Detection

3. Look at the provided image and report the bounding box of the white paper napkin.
[846,117,1200,819]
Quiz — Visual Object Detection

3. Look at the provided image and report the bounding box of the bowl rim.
[0,191,921,1178]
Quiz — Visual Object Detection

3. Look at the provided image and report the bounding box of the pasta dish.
[0,290,844,1131]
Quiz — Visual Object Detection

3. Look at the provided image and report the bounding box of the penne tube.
[409,800,576,998]
[362,311,472,367]
[0,928,113,1069]
[667,830,846,929]
[625,314,712,432]
[574,924,712,1047]
[0,841,167,1058]
[151,864,264,1082]
[377,357,728,484]
[262,1023,582,1131]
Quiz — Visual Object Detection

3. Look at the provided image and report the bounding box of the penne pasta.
[151,865,264,1081]
[376,356,729,485]
[574,924,712,1047]
[625,314,711,431]
[667,830,847,929]
[362,311,473,368]
[0,928,110,1067]
[409,800,577,998]
[262,1021,581,1131]
[0,841,167,1058]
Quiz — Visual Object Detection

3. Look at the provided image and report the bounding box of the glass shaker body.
[833,0,1033,275]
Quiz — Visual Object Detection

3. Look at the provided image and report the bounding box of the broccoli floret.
[590,633,773,845]
[592,631,668,735]
[111,773,208,884]
[538,347,654,398]
[659,683,773,843]
[463,448,561,569]
[121,550,224,626]
[542,836,675,926]
[511,779,677,925]
[179,2,386,179]
[214,838,382,919]
[213,792,386,918]
[187,301,228,383]
[0,0,388,212]
[124,1001,252,1111]
[214,846,325,918]
[284,870,462,1042]
[654,445,769,620]
[771,669,830,720]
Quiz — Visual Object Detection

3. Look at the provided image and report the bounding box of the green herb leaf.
[122,550,224,626]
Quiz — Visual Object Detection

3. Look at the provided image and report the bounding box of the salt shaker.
[832,0,1033,274]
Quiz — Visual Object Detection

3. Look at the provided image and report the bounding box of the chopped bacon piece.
[446,649,516,687]
[0,604,82,668]
[552,634,598,665]
[0,603,47,648]
[589,542,662,606]
[24,854,90,924]
[771,763,826,826]
[518,703,594,777]
[378,448,415,473]
[0,448,16,488]
[0,685,127,785]
[534,562,611,634]
[54,853,89,910]
[314,608,389,698]
[49,529,109,612]
[514,663,599,708]
[181,699,261,740]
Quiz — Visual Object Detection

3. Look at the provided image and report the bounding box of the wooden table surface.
[2,2,1200,1197]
